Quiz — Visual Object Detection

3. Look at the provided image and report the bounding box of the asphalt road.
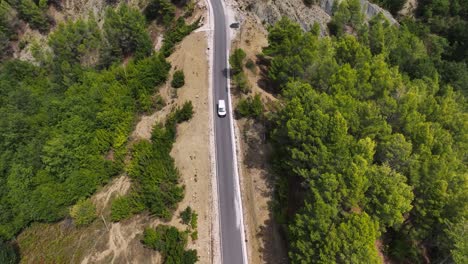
[210,0,247,263]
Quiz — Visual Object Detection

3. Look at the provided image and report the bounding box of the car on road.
[218,99,226,117]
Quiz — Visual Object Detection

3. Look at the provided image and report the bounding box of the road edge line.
[203,0,222,263]
[221,1,249,263]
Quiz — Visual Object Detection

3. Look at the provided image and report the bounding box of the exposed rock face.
[241,0,331,32]
[238,0,397,32]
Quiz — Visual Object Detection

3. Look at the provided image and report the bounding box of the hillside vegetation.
[0,0,199,262]
[263,1,467,263]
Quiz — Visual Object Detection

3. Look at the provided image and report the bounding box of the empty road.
[210,0,248,263]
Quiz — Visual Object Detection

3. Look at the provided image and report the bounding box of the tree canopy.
[265,15,467,263]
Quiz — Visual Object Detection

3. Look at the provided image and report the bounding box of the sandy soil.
[161,31,213,263]
[231,17,289,264]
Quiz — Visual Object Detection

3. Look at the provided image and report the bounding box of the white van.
[217,99,226,117]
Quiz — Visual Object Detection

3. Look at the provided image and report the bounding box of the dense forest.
[0,0,198,262]
[265,0,467,263]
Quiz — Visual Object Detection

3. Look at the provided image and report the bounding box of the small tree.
[70,198,97,226]
[180,206,192,225]
[229,48,246,74]
[175,101,194,122]
[234,72,251,94]
[236,94,263,119]
[245,58,256,72]
[171,70,185,88]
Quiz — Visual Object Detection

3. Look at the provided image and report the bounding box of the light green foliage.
[110,196,145,222]
[69,199,97,226]
[365,165,413,229]
[100,4,152,67]
[190,211,197,230]
[236,94,263,119]
[190,230,198,241]
[142,225,198,263]
[447,218,468,264]
[171,70,185,88]
[328,0,364,36]
[267,17,467,263]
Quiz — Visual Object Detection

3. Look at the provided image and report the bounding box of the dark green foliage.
[171,70,185,88]
[48,18,101,65]
[266,17,467,263]
[145,0,175,26]
[0,2,19,61]
[111,104,193,221]
[0,50,169,239]
[233,72,250,94]
[179,206,197,230]
[0,240,19,264]
[229,48,246,74]
[161,17,201,57]
[303,0,316,7]
[142,225,198,264]
[15,0,50,32]
[372,0,407,15]
[236,94,263,119]
[174,101,194,123]
[179,206,192,225]
[100,4,152,67]
[245,58,255,71]
[125,139,183,220]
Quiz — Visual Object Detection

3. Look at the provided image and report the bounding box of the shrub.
[175,101,194,123]
[144,0,175,26]
[110,196,144,222]
[69,198,97,226]
[0,240,19,264]
[180,206,192,225]
[190,230,198,241]
[190,211,198,229]
[229,48,246,74]
[142,225,198,263]
[161,17,201,57]
[100,4,152,67]
[236,94,263,119]
[245,58,255,72]
[233,71,251,94]
[171,70,185,88]
[17,0,50,32]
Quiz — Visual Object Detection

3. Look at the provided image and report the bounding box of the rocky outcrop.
[238,0,397,32]
[241,0,331,32]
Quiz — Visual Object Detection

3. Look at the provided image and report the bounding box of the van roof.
[218,99,225,107]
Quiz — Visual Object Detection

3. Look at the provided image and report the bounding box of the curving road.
[210,0,248,263]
